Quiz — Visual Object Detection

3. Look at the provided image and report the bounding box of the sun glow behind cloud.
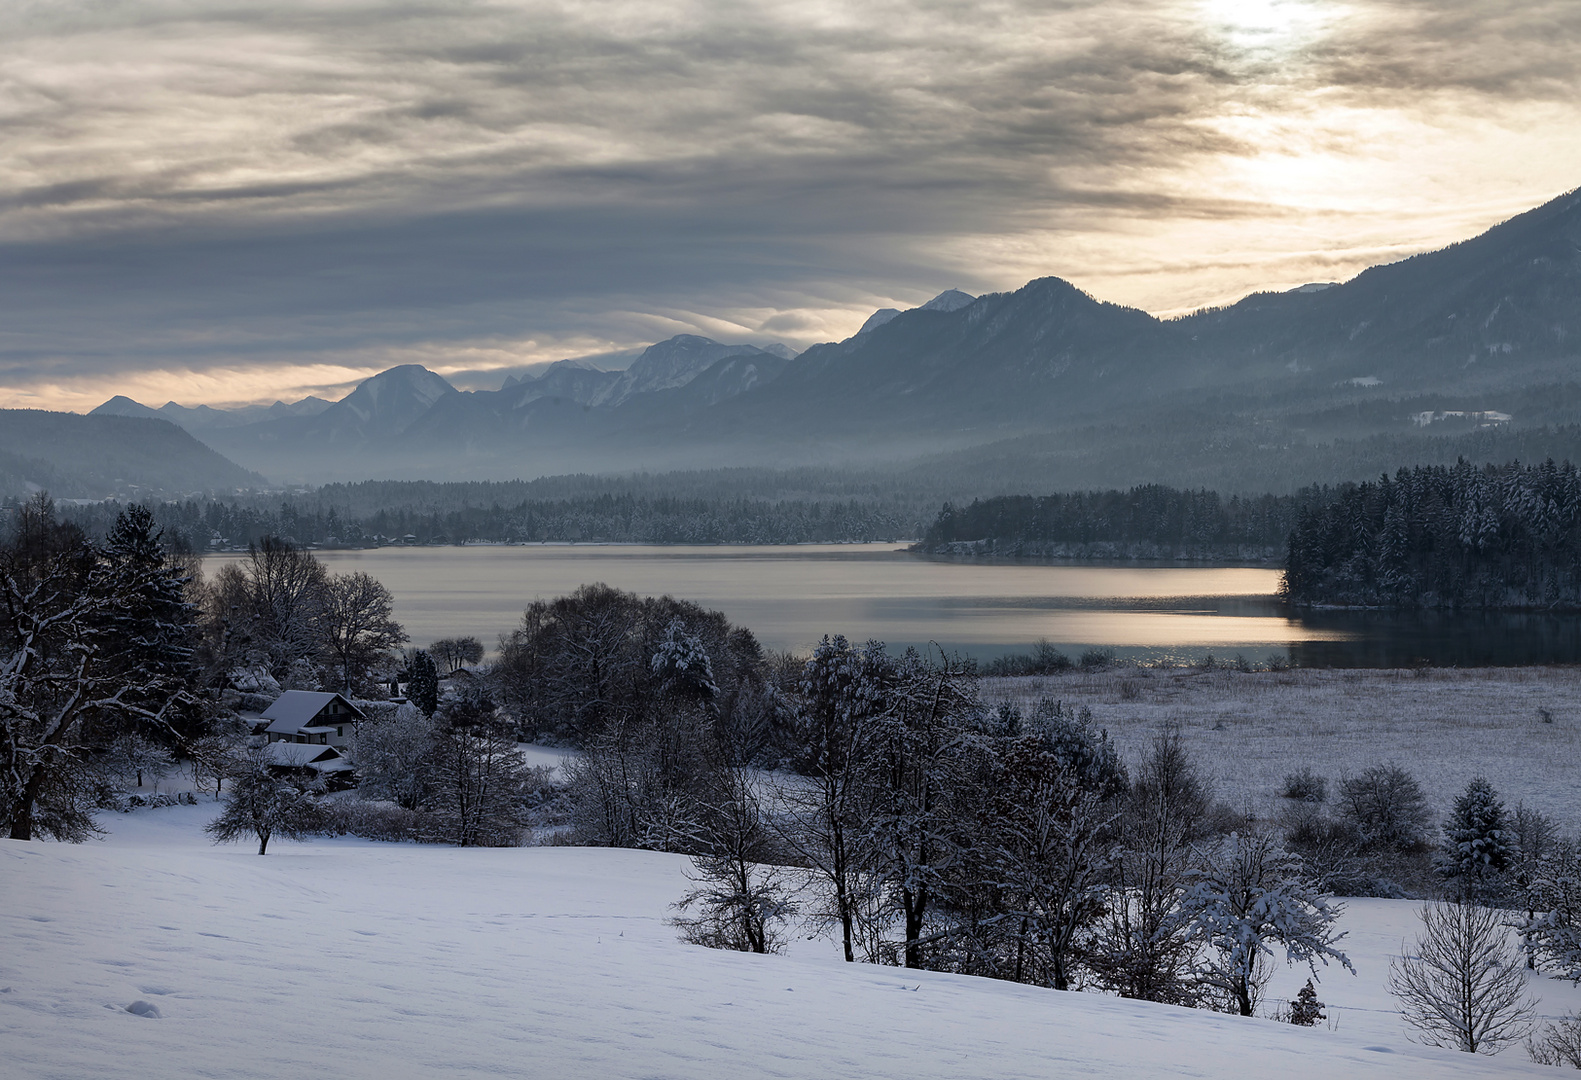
[1,0,1579,410]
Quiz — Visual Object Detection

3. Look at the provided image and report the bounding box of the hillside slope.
[0,410,262,498]
[2,806,1572,1080]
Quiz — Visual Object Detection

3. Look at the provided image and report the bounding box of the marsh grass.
[983,666,1581,832]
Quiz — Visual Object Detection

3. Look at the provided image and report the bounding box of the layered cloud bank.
[3,0,1580,409]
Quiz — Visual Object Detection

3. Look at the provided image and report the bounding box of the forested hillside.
[919,485,1314,562]
[0,409,261,498]
[1283,459,1581,608]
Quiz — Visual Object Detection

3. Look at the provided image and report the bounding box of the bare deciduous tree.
[1389,901,1537,1054]
[318,570,407,695]
[670,767,796,954]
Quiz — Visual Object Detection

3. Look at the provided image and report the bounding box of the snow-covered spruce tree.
[1389,901,1537,1054]
[651,619,720,706]
[670,766,796,954]
[2,497,197,841]
[204,746,325,855]
[1289,979,1326,1026]
[1179,832,1352,1017]
[1437,777,1514,903]
[405,649,440,717]
[96,504,205,741]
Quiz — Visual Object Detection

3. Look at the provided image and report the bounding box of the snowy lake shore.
[4,802,1578,1079]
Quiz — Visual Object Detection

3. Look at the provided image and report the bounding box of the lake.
[204,544,1581,667]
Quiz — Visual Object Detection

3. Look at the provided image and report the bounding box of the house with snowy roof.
[259,691,367,748]
[260,741,354,784]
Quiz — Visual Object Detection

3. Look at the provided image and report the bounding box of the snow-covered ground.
[4,803,1578,1079]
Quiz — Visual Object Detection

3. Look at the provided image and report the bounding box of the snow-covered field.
[4,803,1578,1079]
[985,666,1581,831]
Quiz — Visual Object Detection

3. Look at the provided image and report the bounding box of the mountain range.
[68,183,1581,493]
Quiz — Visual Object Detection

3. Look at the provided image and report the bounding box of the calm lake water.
[206,544,1581,667]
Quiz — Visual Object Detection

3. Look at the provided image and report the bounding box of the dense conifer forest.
[918,485,1312,562]
[1282,459,1581,609]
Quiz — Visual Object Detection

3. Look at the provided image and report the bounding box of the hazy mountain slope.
[725,277,1179,436]
[71,187,1581,488]
[857,288,977,335]
[508,359,620,407]
[0,410,262,498]
[590,334,772,407]
[1182,185,1581,392]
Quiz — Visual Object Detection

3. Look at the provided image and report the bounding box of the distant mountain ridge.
[79,186,1581,488]
[92,394,332,430]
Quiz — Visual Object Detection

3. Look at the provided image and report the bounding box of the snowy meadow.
[3,803,1578,1080]
[984,665,1581,832]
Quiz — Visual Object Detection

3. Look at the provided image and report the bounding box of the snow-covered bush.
[1528,1011,1581,1068]
[1281,768,1327,804]
[1337,763,1432,852]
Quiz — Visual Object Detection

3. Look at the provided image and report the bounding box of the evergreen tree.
[1437,778,1513,903]
[1290,978,1326,1026]
[2,496,198,841]
[406,650,440,717]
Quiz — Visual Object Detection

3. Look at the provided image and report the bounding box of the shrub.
[1337,763,1432,852]
[1281,768,1328,804]
[1079,647,1116,671]
[317,800,421,842]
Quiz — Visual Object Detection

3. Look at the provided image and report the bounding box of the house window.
[319,733,328,744]
[337,727,344,737]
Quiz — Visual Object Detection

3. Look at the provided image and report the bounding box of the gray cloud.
[1,0,1578,407]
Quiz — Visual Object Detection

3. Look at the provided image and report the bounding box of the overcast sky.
[4,0,1579,411]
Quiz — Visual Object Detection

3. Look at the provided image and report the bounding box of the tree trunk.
[9,770,44,840]
[904,886,926,969]
[8,802,33,841]
[258,830,270,855]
